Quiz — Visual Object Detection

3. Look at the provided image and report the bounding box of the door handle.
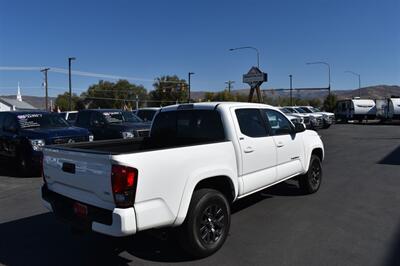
[276,141,285,148]
[244,146,254,153]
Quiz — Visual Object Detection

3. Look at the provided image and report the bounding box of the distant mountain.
[191,85,400,101]
[0,95,56,109]
[2,85,399,108]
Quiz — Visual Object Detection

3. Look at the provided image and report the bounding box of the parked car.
[299,106,335,129]
[279,107,308,127]
[133,107,160,122]
[335,98,376,122]
[75,109,151,140]
[0,111,92,175]
[42,102,324,258]
[375,98,400,121]
[283,106,320,130]
[59,111,78,124]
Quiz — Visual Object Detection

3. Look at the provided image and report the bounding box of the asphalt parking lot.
[0,124,399,266]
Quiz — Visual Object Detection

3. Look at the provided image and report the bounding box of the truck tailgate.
[43,147,115,210]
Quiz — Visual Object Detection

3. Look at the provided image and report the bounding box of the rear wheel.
[299,155,322,194]
[178,189,230,258]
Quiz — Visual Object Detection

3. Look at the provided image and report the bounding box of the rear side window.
[235,109,268,137]
[67,113,77,121]
[151,110,225,145]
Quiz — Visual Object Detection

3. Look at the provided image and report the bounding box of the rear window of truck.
[151,110,225,145]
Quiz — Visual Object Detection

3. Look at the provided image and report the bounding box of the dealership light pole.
[306,61,331,95]
[68,57,76,111]
[229,46,260,68]
[289,74,293,106]
[345,70,361,98]
[188,72,195,103]
[41,68,50,111]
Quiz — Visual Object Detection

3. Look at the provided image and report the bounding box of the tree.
[148,75,188,106]
[54,92,81,111]
[323,94,337,112]
[308,98,322,108]
[82,80,147,109]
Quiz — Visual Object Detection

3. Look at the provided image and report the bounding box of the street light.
[188,72,195,103]
[229,46,260,68]
[68,57,76,111]
[306,61,331,95]
[345,70,361,98]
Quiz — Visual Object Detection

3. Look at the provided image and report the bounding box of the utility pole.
[289,74,293,106]
[41,68,50,111]
[188,72,194,103]
[135,95,139,110]
[68,57,76,111]
[225,80,235,92]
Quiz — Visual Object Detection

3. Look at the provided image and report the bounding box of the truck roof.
[160,102,277,112]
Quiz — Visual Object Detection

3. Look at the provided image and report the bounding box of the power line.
[0,66,188,84]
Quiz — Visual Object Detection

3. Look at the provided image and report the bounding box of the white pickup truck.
[42,102,324,258]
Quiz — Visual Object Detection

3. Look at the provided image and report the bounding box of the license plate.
[73,202,88,217]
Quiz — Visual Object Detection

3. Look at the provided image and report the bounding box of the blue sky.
[0,0,399,97]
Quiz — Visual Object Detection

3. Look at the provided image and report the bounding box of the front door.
[263,109,304,181]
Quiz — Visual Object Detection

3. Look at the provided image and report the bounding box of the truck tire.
[299,155,322,194]
[178,188,231,258]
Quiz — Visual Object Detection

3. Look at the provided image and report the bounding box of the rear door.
[262,109,304,181]
[233,108,277,194]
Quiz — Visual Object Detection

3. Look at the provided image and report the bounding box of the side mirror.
[293,122,306,133]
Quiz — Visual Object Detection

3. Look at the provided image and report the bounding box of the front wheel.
[177,189,230,258]
[299,155,322,194]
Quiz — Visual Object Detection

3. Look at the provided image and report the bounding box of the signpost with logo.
[243,67,267,103]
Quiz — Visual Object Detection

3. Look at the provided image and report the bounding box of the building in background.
[0,83,36,111]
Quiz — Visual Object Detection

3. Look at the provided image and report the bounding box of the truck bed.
[49,137,228,155]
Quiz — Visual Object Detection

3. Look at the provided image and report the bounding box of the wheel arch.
[173,170,237,226]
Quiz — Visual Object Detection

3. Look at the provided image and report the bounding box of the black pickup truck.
[74,109,151,141]
[0,111,93,175]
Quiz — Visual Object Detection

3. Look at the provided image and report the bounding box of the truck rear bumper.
[42,185,137,237]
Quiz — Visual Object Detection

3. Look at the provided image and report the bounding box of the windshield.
[102,111,124,123]
[285,107,296,113]
[295,108,307,113]
[299,107,312,113]
[123,112,143,123]
[311,107,321,112]
[279,108,291,114]
[17,113,70,129]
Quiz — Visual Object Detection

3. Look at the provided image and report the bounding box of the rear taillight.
[111,165,138,208]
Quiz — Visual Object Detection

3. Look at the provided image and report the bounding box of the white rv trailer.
[335,98,376,122]
[376,98,400,120]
